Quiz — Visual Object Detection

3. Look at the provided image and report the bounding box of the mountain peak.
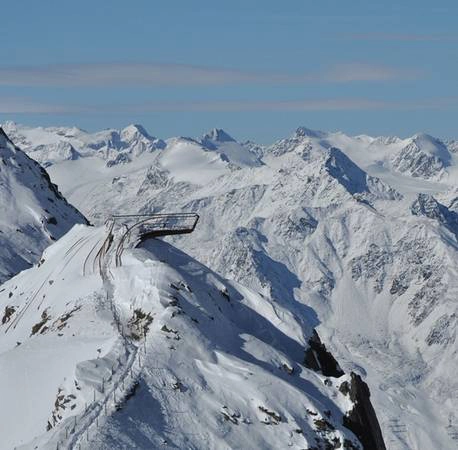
[120,124,152,141]
[202,128,236,143]
[0,127,21,159]
[295,126,326,139]
[410,133,449,155]
[0,127,11,146]
[391,132,452,177]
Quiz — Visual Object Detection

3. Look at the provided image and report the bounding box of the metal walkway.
[111,213,199,266]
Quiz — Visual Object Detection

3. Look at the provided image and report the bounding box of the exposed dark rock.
[304,330,344,377]
[411,193,458,233]
[2,305,16,324]
[258,405,282,424]
[128,308,153,340]
[31,310,51,336]
[46,216,57,225]
[304,332,386,449]
[425,313,456,346]
[342,373,386,450]
[338,380,350,396]
[314,417,335,432]
[106,152,131,167]
[350,244,392,294]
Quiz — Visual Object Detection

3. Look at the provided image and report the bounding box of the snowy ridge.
[0,224,377,449]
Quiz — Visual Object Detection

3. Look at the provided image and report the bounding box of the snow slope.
[0,223,375,450]
[5,122,458,449]
[0,128,87,284]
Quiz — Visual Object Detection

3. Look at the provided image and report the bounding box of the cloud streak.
[1,97,456,115]
[0,98,76,114]
[0,62,419,87]
[339,32,458,42]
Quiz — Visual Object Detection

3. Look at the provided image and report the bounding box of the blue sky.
[0,0,457,142]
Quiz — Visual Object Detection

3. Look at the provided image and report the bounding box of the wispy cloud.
[0,62,419,87]
[324,63,418,82]
[0,98,78,114]
[339,32,458,42]
[114,97,458,112]
[1,97,456,114]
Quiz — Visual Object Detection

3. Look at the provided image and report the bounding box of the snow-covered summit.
[411,133,451,160]
[295,126,327,139]
[120,124,152,141]
[0,128,87,283]
[199,128,263,169]
[201,127,236,144]
[390,133,451,180]
[118,124,166,158]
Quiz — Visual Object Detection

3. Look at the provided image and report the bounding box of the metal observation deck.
[111,213,199,266]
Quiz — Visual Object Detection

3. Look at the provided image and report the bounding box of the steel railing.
[112,213,199,266]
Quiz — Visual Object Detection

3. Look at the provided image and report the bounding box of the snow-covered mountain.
[389,133,451,181]
[4,122,458,449]
[0,128,87,284]
[0,222,384,449]
[199,128,263,168]
[2,122,166,168]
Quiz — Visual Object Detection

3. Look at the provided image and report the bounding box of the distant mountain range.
[1,121,458,449]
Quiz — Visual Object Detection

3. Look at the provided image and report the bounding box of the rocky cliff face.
[304,330,345,378]
[305,331,386,449]
[340,373,387,450]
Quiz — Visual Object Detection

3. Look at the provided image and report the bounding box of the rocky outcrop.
[304,330,344,377]
[305,332,386,449]
[340,373,386,450]
[411,193,458,236]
